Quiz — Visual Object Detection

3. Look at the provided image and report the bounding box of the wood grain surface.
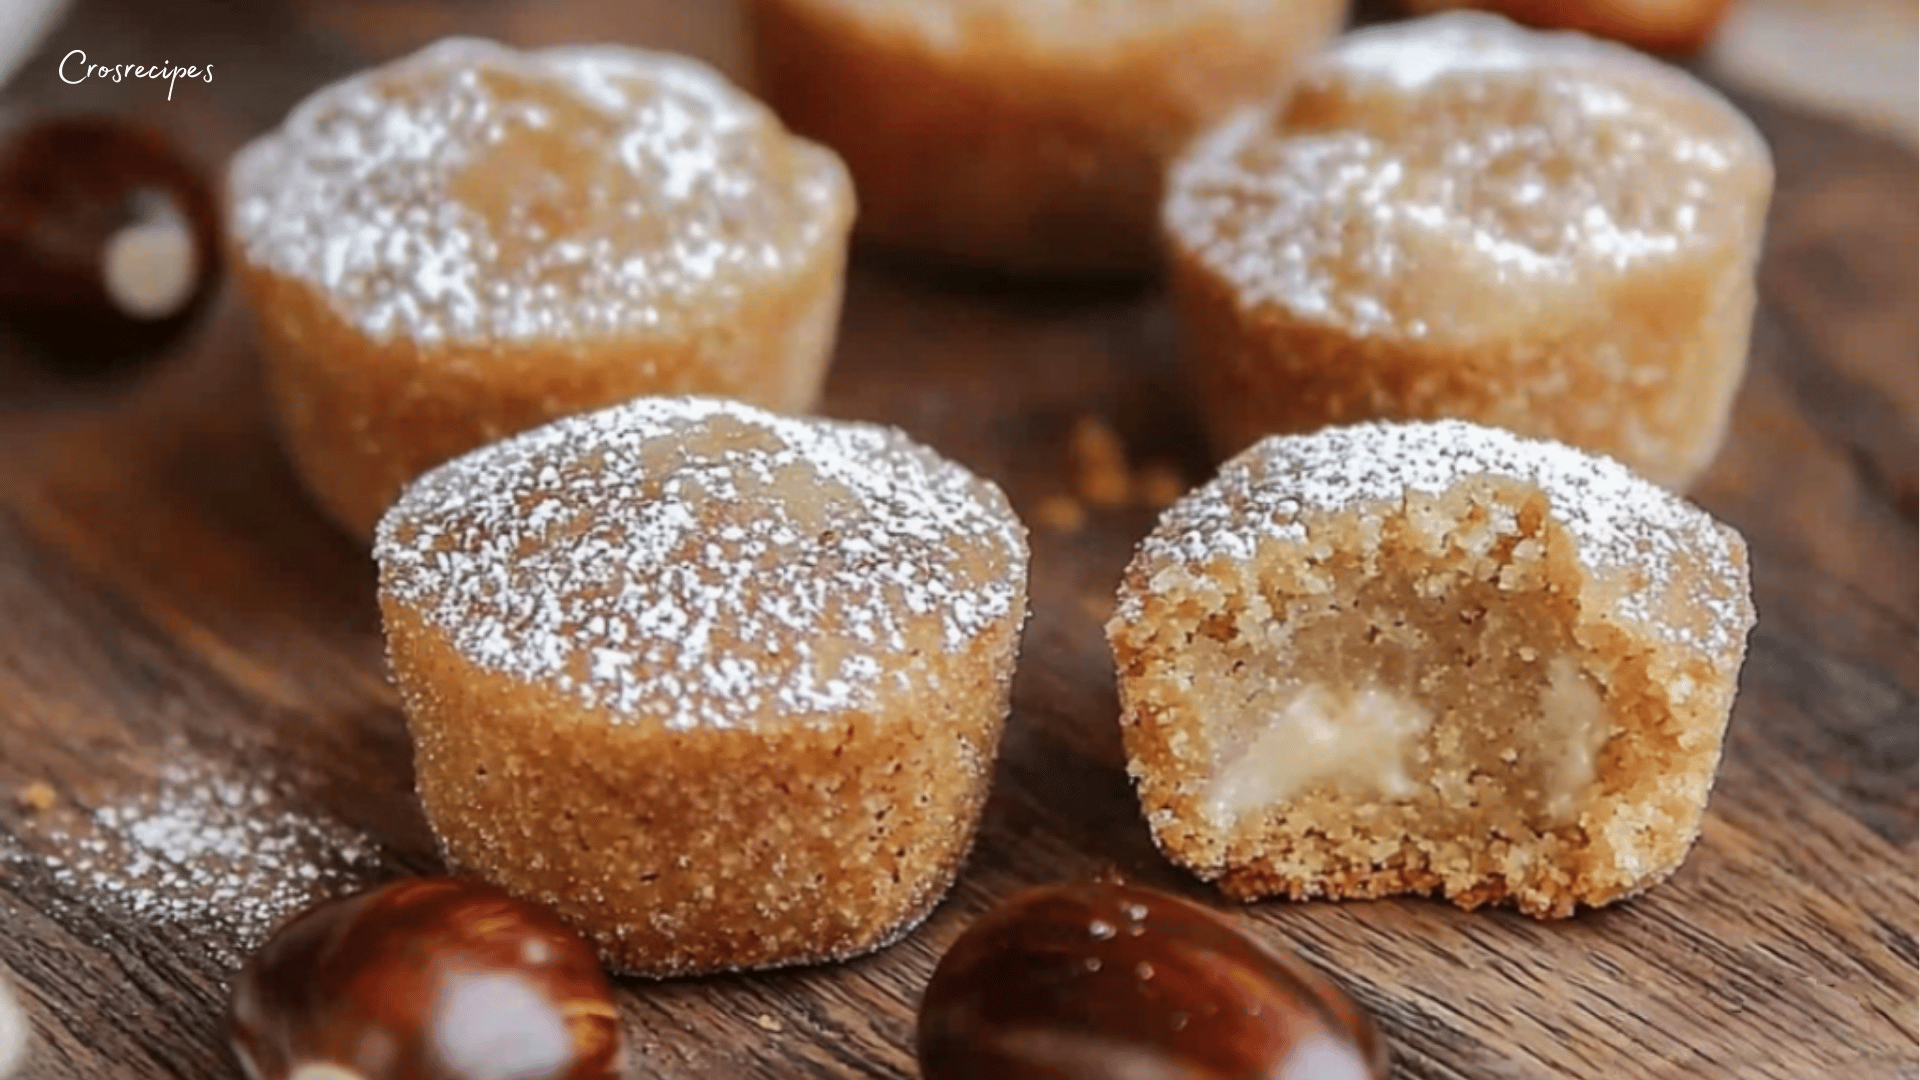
[1,2,1915,1078]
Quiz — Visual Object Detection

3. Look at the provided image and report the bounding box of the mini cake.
[1165,12,1773,487]
[747,0,1345,275]
[374,396,1030,976]
[1106,420,1755,917]
[230,38,854,538]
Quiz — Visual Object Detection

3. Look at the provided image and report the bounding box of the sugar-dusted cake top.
[375,396,1028,729]
[1165,11,1772,340]
[1122,419,1751,657]
[230,38,851,347]
[791,0,1305,56]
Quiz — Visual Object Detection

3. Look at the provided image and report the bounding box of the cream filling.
[1204,657,1611,826]
[1206,684,1432,822]
[1534,656,1610,823]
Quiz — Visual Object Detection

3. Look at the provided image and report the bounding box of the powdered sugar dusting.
[1334,9,1555,89]
[11,755,384,960]
[229,38,850,345]
[809,0,1306,56]
[1166,12,1770,337]
[375,396,1028,729]
[1128,420,1749,656]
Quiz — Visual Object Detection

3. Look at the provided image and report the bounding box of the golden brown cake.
[747,0,1345,275]
[374,396,1030,976]
[1164,12,1773,487]
[1107,419,1755,917]
[230,38,854,538]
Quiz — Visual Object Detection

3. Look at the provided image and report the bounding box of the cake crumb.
[1134,462,1188,509]
[15,783,55,813]
[1068,416,1132,509]
[1036,494,1087,533]
[754,1014,783,1033]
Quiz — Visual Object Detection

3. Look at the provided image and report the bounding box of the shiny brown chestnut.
[0,115,221,369]
[230,877,622,1080]
[917,881,1389,1080]
[0,964,27,1079]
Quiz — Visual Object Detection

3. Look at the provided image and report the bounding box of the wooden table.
[1,3,1914,1077]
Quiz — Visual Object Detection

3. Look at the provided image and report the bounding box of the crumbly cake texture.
[747,0,1343,275]
[374,396,1030,976]
[229,37,854,538]
[1165,11,1773,487]
[1107,420,1754,917]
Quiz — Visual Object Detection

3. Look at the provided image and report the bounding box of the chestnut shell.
[917,881,1389,1080]
[0,115,221,370]
[230,877,622,1080]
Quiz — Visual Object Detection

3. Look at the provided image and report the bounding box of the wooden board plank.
[0,2,1914,1078]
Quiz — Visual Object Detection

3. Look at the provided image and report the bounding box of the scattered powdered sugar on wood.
[1125,420,1750,656]
[1165,11,1771,337]
[12,755,384,960]
[229,37,850,346]
[376,396,1029,729]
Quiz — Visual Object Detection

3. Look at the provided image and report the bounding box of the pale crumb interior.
[1152,490,1674,906]
[1189,525,1606,834]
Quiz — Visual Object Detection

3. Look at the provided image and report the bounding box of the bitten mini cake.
[374,396,1030,976]
[230,38,854,538]
[748,0,1344,275]
[1107,420,1755,917]
[1165,12,1773,487]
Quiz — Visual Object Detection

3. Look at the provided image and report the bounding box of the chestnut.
[230,877,622,1080]
[0,115,220,370]
[917,881,1389,1080]
[0,966,27,1079]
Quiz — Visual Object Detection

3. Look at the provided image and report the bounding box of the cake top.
[1123,420,1749,657]
[229,38,850,347]
[797,0,1301,57]
[1165,12,1772,340]
[375,396,1028,729]
[1330,8,1580,89]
